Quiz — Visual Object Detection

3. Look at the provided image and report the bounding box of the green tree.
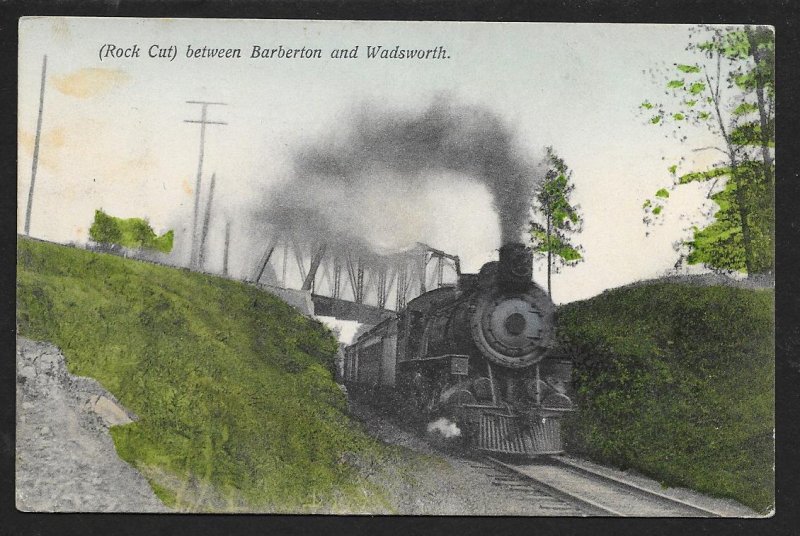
[89,209,174,253]
[641,25,774,275]
[529,147,583,298]
[89,209,123,245]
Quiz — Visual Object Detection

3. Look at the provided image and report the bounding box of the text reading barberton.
[99,44,451,62]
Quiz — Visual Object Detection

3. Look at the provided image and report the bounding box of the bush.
[89,210,174,253]
[558,283,774,513]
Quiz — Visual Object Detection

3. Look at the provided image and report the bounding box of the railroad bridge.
[249,236,460,324]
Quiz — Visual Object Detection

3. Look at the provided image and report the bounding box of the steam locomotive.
[343,242,574,457]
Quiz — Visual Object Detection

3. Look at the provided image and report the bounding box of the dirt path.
[15,337,170,512]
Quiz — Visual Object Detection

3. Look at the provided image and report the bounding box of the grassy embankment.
[16,237,401,512]
[558,282,774,513]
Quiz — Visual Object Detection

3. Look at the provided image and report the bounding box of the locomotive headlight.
[504,312,527,336]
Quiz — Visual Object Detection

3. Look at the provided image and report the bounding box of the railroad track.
[464,458,587,515]
[482,455,722,517]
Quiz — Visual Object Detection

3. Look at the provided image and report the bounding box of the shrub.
[558,283,774,513]
[89,210,173,253]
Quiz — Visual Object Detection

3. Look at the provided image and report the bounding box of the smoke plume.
[254,97,542,254]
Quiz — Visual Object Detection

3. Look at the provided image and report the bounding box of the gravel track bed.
[554,454,761,517]
[347,399,588,515]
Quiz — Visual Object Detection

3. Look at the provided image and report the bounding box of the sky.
[18,18,734,304]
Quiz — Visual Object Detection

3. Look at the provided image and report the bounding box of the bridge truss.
[251,235,460,311]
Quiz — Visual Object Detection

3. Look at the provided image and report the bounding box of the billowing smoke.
[253,96,543,255]
[427,417,462,439]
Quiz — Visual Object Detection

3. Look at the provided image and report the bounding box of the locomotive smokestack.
[498,242,533,290]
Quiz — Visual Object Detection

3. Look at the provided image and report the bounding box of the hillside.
[558,282,775,513]
[16,237,390,512]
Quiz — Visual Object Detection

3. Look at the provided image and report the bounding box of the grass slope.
[558,282,774,513]
[16,237,389,512]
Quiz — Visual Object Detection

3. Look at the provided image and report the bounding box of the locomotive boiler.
[343,242,573,457]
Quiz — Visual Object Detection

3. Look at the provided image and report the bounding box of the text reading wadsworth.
[99,44,451,62]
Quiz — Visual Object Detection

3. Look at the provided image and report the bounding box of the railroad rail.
[463,458,587,515]
[484,456,723,517]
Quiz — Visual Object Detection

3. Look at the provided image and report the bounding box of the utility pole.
[198,172,216,270]
[184,100,227,268]
[24,55,48,236]
[282,240,289,287]
[222,219,231,276]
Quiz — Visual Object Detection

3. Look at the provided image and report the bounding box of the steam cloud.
[254,97,542,255]
[427,417,462,439]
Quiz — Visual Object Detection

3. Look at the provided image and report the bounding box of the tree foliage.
[530,147,583,296]
[641,25,774,275]
[684,162,773,272]
[89,209,174,253]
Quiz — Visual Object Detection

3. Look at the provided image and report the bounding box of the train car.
[344,242,574,457]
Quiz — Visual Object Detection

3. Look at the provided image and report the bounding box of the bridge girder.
[253,234,460,311]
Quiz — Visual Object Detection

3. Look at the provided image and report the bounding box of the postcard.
[16,17,774,516]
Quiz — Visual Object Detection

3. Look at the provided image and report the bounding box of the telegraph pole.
[198,172,216,269]
[222,219,231,276]
[24,55,48,236]
[184,100,226,268]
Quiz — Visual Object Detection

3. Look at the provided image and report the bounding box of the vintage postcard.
[16,17,774,515]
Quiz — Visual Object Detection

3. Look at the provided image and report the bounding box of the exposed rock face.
[15,337,170,512]
[86,395,134,427]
